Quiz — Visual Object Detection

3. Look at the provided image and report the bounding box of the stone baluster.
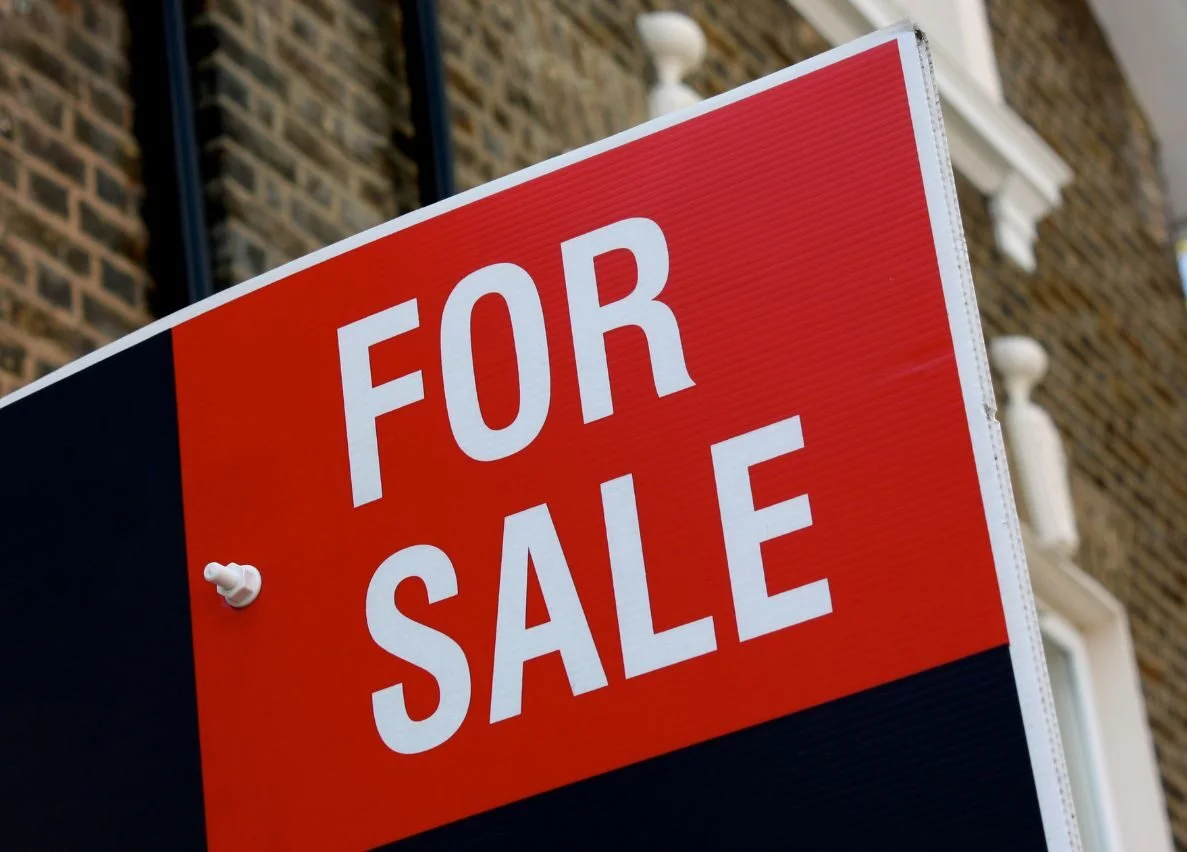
[637,11,707,119]
[990,335,1079,557]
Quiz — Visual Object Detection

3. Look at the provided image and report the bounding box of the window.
[1039,608,1122,852]
[1025,528,1175,852]
[990,336,1172,849]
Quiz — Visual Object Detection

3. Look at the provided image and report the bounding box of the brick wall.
[192,0,418,292]
[0,0,150,396]
[438,0,828,191]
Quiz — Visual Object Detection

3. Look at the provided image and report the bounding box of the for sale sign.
[1,25,1076,852]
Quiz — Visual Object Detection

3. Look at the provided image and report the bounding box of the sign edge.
[894,28,1081,852]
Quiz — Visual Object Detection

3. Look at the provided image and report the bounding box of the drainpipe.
[128,0,213,314]
[400,0,456,205]
[162,0,213,305]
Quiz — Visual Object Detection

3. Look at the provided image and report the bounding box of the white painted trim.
[1039,608,1126,852]
[1027,528,1176,852]
[0,26,1082,848]
[789,0,1073,271]
[952,0,1004,102]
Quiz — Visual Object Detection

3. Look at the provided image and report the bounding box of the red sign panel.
[167,32,1062,852]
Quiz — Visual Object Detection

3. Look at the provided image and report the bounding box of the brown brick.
[79,201,144,264]
[66,28,112,81]
[340,196,381,234]
[81,292,136,339]
[33,358,60,379]
[276,37,345,102]
[87,82,126,127]
[28,169,70,219]
[0,331,27,378]
[254,96,277,130]
[0,146,17,188]
[80,1,117,42]
[201,105,297,182]
[282,116,348,181]
[74,113,137,179]
[326,40,393,102]
[0,289,95,356]
[210,0,247,28]
[20,120,85,185]
[349,90,388,137]
[296,0,337,26]
[194,20,289,100]
[21,0,61,39]
[290,196,341,245]
[99,258,138,306]
[4,204,90,275]
[205,142,256,193]
[346,0,385,26]
[211,180,310,261]
[36,262,73,310]
[197,61,251,113]
[303,171,332,208]
[9,34,77,95]
[20,75,66,129]
[212,222,267,280]
[94,167,129,212]
[0,0,151,389]
[291,11,321,49]
[0,238,28,285]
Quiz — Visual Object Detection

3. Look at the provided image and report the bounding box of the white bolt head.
[203,562,262,608]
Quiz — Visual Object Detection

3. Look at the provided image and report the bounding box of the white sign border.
[896,28,1080,852]
[0,24,1080,850]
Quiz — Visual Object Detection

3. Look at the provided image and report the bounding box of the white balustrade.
[990,335,1080,557]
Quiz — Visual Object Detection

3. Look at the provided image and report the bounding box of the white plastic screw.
[203,562,262,608]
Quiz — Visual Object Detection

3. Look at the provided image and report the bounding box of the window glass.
[1042,631,1113,852]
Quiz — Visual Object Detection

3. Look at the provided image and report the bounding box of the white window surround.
[990,334,1173,851]
[1040,608,1120,852]
[1025,525,1173,852]
[787,0,1073,272]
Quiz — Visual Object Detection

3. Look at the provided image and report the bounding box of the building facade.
[1,0,1185,848]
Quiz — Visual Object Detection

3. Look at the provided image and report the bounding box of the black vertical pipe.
[162,0,213,305]
[128,0,213,313]
[401,0,456,205]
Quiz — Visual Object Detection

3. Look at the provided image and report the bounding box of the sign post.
[1,25,1076,851]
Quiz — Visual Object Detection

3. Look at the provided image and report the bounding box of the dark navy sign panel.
[391,648,1045,852]
[0,331,206,850]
